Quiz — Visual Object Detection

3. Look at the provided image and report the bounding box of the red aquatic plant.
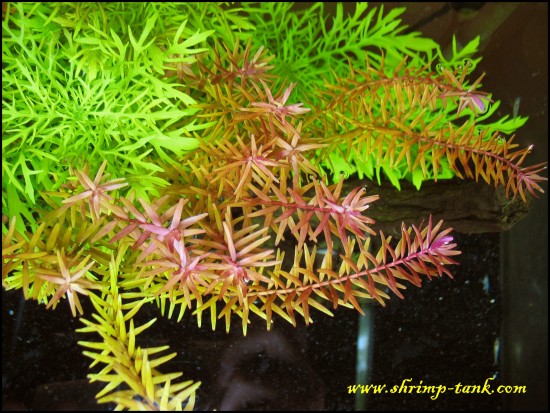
[1,36,546,411]
[3,40,546,334]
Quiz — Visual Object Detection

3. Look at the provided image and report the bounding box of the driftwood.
[342,178,531,234]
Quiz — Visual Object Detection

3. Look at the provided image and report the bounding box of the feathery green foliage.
[2,2,212,233]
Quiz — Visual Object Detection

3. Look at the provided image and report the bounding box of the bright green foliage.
[2,2,214,233]
[236,3,529,187]
[241,3,440,95]
[2,2,530,235]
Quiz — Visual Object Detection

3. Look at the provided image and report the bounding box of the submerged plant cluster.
[2,2,547,410]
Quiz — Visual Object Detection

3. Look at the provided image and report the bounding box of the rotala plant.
[2,2,547,410]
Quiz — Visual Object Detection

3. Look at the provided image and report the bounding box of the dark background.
[2,3,547,411]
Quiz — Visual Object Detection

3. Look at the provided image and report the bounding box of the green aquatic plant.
[2,2,216,234]
[2,2,547,410]
[237,2,530,187]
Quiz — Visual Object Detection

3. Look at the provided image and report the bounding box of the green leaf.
[379,163,402,190]
[144,74,196,105]
[438,35,482,68]
[52,16,77,28]
[412,168,425,190]
[6,184,35,235]
[110,28,128,57]
[147,45,165,75]
[169,30,214,55]
[225,12,256,31]
[459,36,481,56]
[74,37,101,45]
[128,15,157,59]
[149,132,199,154]
[328,152,356,180]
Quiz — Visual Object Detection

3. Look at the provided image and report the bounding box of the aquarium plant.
[2,2,547,410]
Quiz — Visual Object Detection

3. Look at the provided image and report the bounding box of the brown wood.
[342,177,532,234]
